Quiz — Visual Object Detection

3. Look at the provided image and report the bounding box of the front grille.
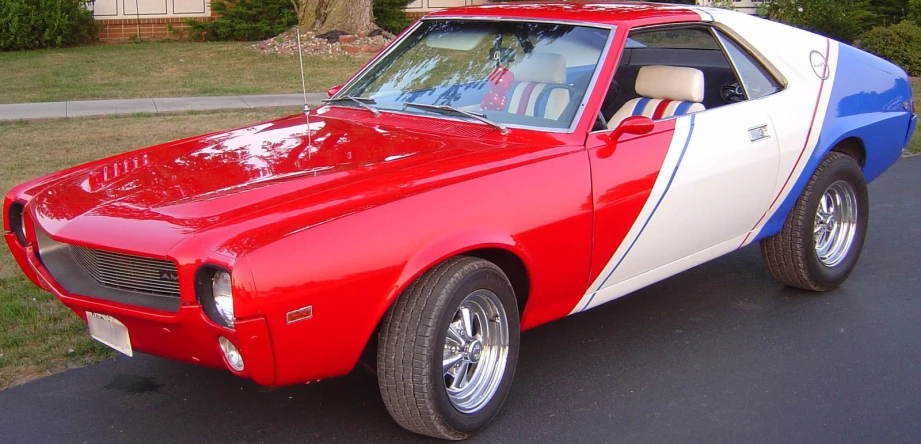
[36,226,182,312]
[70,246,180,297]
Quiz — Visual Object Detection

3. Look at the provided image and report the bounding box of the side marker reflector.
[286,306,313,324]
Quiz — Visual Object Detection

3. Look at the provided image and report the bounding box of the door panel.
[583,119,678,289]
[575,102,780,313]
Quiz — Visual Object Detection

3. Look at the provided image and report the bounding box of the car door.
[573,25,782,313]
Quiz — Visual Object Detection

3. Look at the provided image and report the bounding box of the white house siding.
[89,0,211,19]
[406,0,489,13]
[697,0,762,15]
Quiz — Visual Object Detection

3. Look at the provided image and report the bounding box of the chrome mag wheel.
[442,289,509,414]
[814,180,859,267]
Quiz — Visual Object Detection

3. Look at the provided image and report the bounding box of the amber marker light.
[286,306,313,324]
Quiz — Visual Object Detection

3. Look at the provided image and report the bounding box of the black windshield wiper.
[403,102,509,135]
[322,96,381,117]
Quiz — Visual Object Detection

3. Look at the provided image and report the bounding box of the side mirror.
[327,84,344,98]
[611,116,655,140]
[598,116,656,159]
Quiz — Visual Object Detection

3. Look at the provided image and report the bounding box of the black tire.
[377,256,520,440]
[760,152,869,291]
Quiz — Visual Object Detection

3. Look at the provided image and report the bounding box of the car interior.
[590,25,782,132]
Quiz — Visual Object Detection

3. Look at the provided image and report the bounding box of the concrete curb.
[0,93,328,122]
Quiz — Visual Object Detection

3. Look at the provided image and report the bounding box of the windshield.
[336,20,612,131]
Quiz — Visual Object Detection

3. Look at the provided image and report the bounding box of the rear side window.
[629,28,721,50]
[714,30,782,100]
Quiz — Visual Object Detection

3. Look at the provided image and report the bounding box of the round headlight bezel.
[218,336,244,372]
[195,266,235,329]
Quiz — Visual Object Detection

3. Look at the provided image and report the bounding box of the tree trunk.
[295,0,375,35]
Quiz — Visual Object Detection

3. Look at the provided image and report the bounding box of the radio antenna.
[295,28,313,147]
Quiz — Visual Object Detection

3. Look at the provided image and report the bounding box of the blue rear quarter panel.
[756,43,915,241]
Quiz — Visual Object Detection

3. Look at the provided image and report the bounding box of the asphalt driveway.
[1,156,919,443]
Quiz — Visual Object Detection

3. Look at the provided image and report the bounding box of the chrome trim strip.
[709,22,789,89]
[422,15,617,30]
[331,20,423,103]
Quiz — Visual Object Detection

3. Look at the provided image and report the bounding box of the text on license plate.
[86,312,133,357]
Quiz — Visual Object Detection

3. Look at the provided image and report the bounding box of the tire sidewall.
[802,155,869,287]
[430,265,520,435]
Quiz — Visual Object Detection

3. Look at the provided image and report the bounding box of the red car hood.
[28,109,557,257]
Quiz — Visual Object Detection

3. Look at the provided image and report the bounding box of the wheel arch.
[755,40,913,243]
[830,136,866,168]
[358,234,534,367]
[755,127,885,243]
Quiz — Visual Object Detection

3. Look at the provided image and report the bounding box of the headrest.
[510,52,566,84]
[635,65,705,103]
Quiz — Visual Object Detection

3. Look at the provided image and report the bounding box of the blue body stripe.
[579,114,697,312]
[633,97,651,116]
[752,43,912,242]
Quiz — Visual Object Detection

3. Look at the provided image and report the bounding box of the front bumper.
[6,231,277,386]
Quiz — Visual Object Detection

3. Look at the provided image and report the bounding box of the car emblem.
[810,50,829,80]
[158,270,179,282]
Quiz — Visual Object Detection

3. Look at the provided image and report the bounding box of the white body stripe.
[576,98,781,312]
[584,233,748,314]
[708,11,840,244]
[571,9,844,314]
[572,116,695,313]
[689,6,716,22]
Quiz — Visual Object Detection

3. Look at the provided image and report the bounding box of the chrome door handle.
[749,125,770,142]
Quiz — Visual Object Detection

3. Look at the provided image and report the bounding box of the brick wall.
[97,17,217,41]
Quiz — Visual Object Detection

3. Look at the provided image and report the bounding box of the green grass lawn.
[0,42,370,104]
[0,108,293,389]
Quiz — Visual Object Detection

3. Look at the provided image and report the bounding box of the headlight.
[212,271,235,326]
[196,267,235,329]
[8,202,27,246]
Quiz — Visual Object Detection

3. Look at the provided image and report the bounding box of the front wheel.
[377,257,520,440]
[760,152,869,291]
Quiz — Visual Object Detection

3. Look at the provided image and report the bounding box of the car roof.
[426,1,707,28]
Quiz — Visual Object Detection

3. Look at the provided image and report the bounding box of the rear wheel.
[760,152,869,291]
[377,257,520,440]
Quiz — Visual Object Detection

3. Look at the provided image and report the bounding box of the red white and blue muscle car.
[3,1,916,439]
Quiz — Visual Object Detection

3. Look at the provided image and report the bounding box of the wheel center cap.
[466,340,483,362]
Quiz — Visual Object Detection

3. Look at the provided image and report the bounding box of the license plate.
[86,312,133,357]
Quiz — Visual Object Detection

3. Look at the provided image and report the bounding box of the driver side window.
[596,25,782,131]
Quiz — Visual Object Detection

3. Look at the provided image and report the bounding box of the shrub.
[762,0,876,43]
[373,0,414,33]
[859,20,921,76]
[910,0,921,24]
[0,0,97,51]
[188,0,297,41]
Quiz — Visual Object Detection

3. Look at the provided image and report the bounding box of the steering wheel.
[721,81,745,104]
[594,111,608,131]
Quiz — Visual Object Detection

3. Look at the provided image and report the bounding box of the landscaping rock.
[251,28,394,57]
